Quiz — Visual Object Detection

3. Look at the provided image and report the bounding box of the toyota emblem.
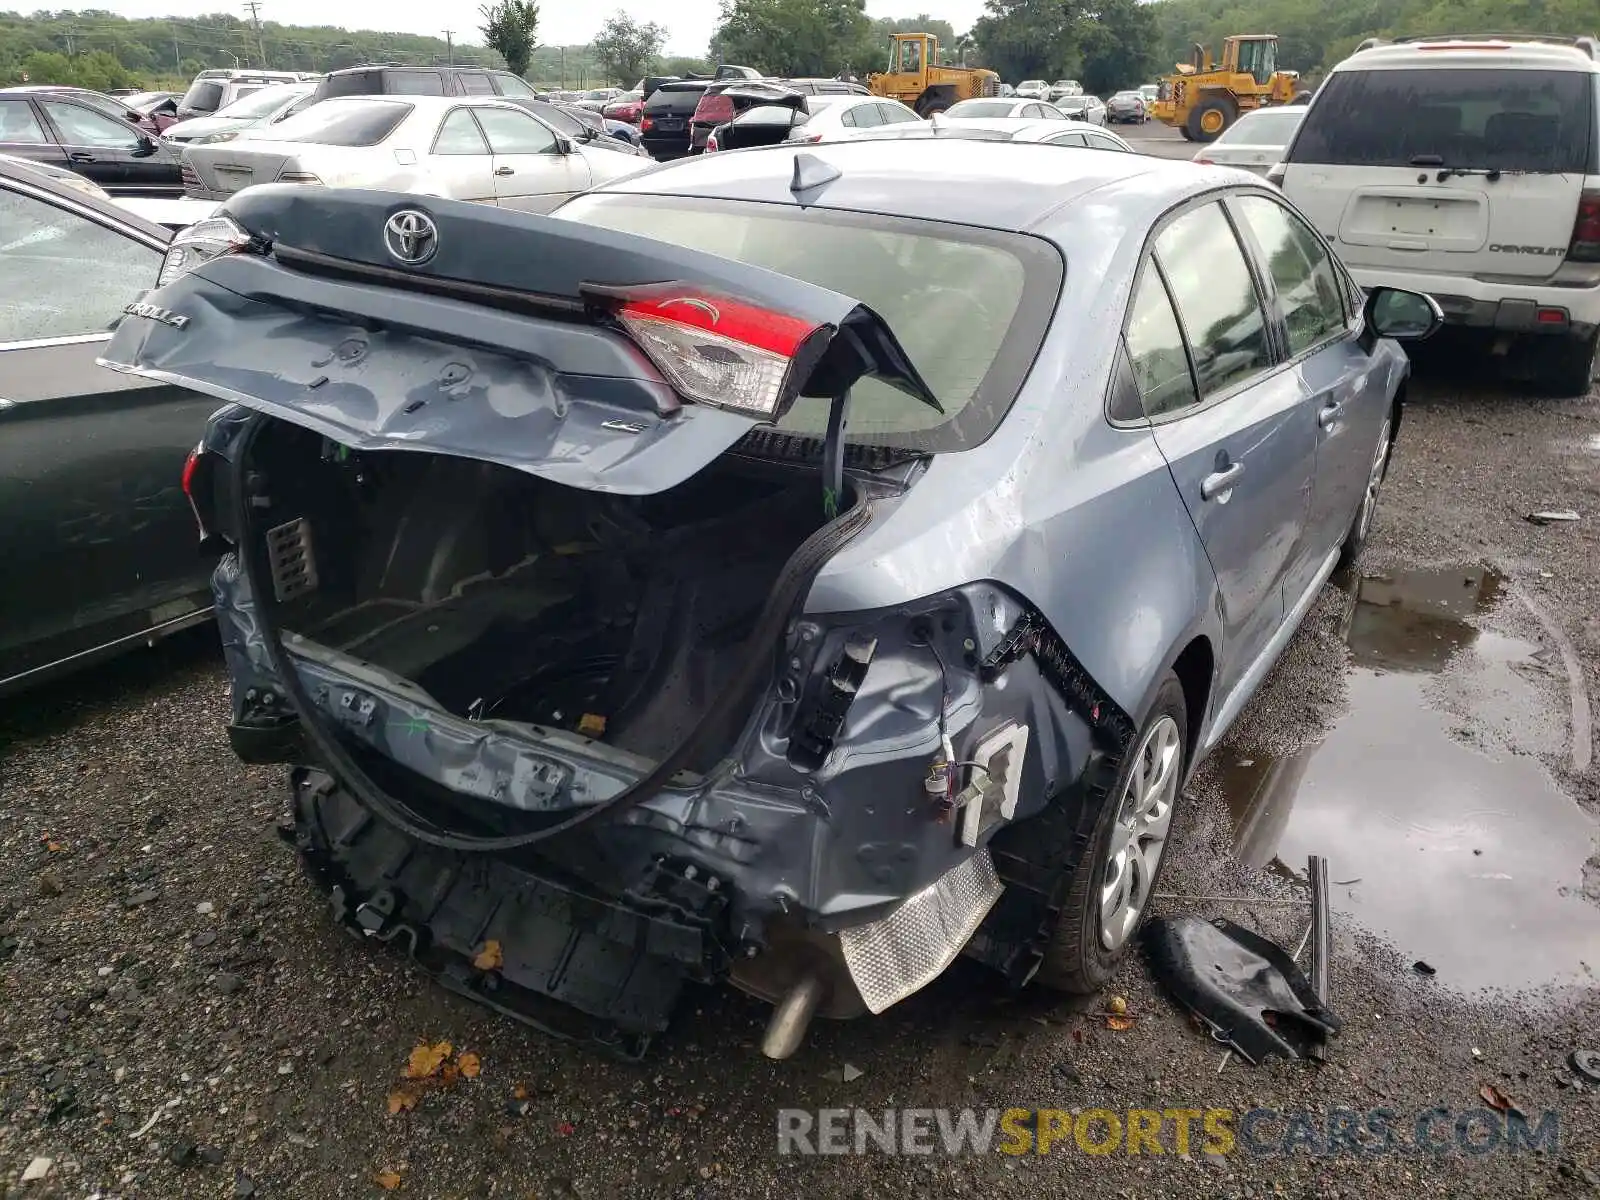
[383,209,438,265]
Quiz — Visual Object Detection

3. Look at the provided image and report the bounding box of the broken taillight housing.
[158,214,252,287]
[615,293,826,418]
[1567,188,1600,262]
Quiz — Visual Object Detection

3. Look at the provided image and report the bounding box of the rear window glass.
[318,71,381,99]
[216,84,305,119]
[264,101,412,146]
[181,81,224,112]
[645,86,705,114]
[555,195,1062,452]
[386,70,445,96]
[1290,68,1596,173]
[494,74,536,96]
[945,99,1019,117]
[1216,109,1303,146]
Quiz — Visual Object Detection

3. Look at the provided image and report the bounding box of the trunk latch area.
[265,517,319,602]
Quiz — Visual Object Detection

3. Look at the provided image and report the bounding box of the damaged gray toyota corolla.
[101,141,1438,1059]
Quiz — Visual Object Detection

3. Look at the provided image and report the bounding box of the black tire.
[1179,125,1195,141]
[1537,327,1600,398]
[1337,409,1395,569]
[1034,672,1188,995]
[923,104,948,117]
[1185,94,1238,143]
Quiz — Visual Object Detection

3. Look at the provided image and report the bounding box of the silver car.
[816,115,1134,153]
[1056,94,1108,125]
[162,82,315,145]
[181,95,650,212]
[106,140,1439,1059]
[1193,105,1308,175]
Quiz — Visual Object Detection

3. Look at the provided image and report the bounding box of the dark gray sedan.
[0,156,215,696]
[102,140,1439,1057]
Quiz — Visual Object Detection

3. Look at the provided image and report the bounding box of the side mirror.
[1364,286,1443,343]
[134,135,158,157]
[553,135,573,155]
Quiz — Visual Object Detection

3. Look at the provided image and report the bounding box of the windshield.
[216,84,307,119]
[945,99,1018,117]
[1290,68,1596,173]
[259,100,412,146]
[554,194,1061,451]
[1216,108,1304,146]
[181,80,225,112]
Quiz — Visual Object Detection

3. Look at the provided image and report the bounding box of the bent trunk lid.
[99,186,933,495]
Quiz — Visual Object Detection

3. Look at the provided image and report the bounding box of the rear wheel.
[1536,327,1600,398]
[1034,673,1188,994]
[1178,125,1195,141]
[1186,95,1237,142]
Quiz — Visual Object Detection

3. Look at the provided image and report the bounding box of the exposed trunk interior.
[245,421,835,773]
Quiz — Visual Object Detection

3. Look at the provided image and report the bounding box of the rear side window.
[1234,195,1346,356]
[1124,266,1198,419]
[270,101,412,146]
[1155,202,1273,399]
[319,71,382,99]
[458,73,495,95]
[386,70,446,96]
[180,80,224,112]
[1290,67,1596,174]
[0,98,48,143]
[494,74,536,96]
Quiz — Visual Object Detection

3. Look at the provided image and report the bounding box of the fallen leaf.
[375,1169,403,1190]
[458,1052,481,1079]
[441,1064,460,1087]
[386,1089,419,1115]
[403,1042,452,1080]
[46,841,67,853]
[1479,1084,1525,1117]
[512,1083,528,1101]
[1105,1015,1136,1032]
[556,1121,576,1137]
[473,940,503,971]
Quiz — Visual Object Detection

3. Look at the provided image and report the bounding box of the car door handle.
[495,165,515,176]
[69,152,96,162]
[1200,463,1244,501]
[1317,400,1342,429]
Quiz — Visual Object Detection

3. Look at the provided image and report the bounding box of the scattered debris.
[37,873,62,898]
[1142,915,1340,1065]
[823,1062,865,1082]
[457,1052,481,1079]
[195,902,214,915]
[557,1121,577,1137]
[129,1107,165,1139]
[1412,961,1437,976]
[123,889,160,909]
[1104,1015,1136,1032]
[168,1139,198,1168]
[1478,1083,1525,1117]
[1569,1049,1600,1085]
[233,1170,258,1198]
[472,941,503,971]
[1107,995,1128,1016]
[375,1169,403,1190]
[21,1157,53,1183]
[1471,1047,1484,1060]
[1526,510,1580,525]
[386,1089,420,1115]
[403,1042,452,1080]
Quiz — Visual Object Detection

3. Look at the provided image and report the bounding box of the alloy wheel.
[1098,714,1182,951]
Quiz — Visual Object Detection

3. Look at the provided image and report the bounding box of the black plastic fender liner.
[1141,915,1342,1065]
[231,413,877,853]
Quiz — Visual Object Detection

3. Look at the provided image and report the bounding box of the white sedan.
[180,95,649,213]
[1191,105,1308,176]
[785,93,922,142]
[942,97,1069,120]
[813,115,1134,153]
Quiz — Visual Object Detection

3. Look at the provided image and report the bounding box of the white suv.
[1272,34,1600,395]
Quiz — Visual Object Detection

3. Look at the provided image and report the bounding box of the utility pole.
[243,1,268,67]
[174,35,182,71]
[443,30,454,65]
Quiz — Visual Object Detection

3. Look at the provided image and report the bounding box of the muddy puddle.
[1218,565,1600,995]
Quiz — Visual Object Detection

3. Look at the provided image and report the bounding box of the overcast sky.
[56,1,988,57]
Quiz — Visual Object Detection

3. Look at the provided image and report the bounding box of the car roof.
[597,138,1222,234]
[1341,36,1600,71]
[0,153,170,241]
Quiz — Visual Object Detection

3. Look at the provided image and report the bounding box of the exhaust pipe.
[761,972,827,1060]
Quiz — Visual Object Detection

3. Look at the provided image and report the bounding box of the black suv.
[639,65,763,159]
[310,64,538,102]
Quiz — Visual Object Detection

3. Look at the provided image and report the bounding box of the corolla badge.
[383,209,438,265]
[122,301,189,328]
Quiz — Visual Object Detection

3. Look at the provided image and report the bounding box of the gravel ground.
[2,355,1598,1199]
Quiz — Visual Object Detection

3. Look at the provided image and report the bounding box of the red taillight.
[1568,189,1600,261]
[705,132,719,152]
[1538,307,1569,324]
[1194,156,1213,165]
[798,131,824,143]
[694,93,735,124]
[180,443,210,540]
[640,115,654,132]
[181,446,199,500]
[614,292,824,418]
